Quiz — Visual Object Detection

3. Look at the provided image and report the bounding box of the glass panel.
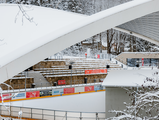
[98,113,105,120]
[32,114,42,119]
[11,106,20,112]
[0,105,105,120]
[43,109,54,115]
[21,108,31,113]
[55,111,65,116]
[43,115,54,120]
[23,113,31,118]
[82,113,96,118]
[32,109,42,114]
[82,118,96,120]
[67,112,80,117]
[67,118,80,120]
[1,110,10,116]
[127,58,159,67]
[55,116,66,120]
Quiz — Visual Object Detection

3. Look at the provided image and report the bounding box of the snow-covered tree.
[107,71,159,120]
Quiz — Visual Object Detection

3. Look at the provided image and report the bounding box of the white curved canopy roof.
[0,0,159,82]
[117,11,159,45]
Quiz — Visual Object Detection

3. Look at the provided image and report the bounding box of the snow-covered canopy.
[0,0,159,82]
[0,4,86,81]
[102,69,159,87]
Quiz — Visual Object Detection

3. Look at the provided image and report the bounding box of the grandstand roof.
[102,69,159,87]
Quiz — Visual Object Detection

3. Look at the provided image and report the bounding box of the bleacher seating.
[3,57,121,89]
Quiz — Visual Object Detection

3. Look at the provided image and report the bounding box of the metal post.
[54,110,55,120]
[80,112,82,120]
[71,69,72,86]
[0,105,1,115]
[42,109,43,120]
[25,71,26,92]
[31,108,32,118]
[96,113,98,120]
[65,111,67,120]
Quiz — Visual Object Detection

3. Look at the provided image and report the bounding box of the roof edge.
[114,27,159,46]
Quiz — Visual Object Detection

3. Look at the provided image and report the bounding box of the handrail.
[53,53,117,60]
[1,82,103,93]
[0,105,105,120]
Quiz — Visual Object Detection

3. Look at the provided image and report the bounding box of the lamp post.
[69,61,75,86]
[25,71,26,92]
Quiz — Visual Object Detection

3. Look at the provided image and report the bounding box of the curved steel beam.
[0,0,159,82]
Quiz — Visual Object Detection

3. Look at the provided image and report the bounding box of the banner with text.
[64,88,75,94]
[85,86,94,92]
[94,85,103,91]
[0,94,11,101]
[52,89,64,95]
[40,90,52,97]
[26,91,40,98]
[58,80,66,85]
[12,92,26,100]
[85,69,107,74]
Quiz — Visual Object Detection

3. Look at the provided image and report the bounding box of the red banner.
[64,88,74,94]
[26,91,40,98]
[85,86,94,92]
[58,80,66,85]
[142,58,144,66]
[0,94,11,101]
[85,69,107,74]
[97,54,100,59]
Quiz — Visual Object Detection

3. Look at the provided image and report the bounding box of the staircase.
[27,71,51,87]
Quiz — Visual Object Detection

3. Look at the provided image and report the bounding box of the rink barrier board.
[62,92,79,96]
[0,86,105,103]
[1,115,39,120]
[75,86,85,93]
[0,90,101,103]
[0,94,61,103]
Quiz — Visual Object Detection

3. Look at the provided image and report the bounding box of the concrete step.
[27,71,51,87]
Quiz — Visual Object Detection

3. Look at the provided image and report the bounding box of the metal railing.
[0,105,105,120]
[42,68,108,76]
[1,79,104,93]
[53,53,117,60]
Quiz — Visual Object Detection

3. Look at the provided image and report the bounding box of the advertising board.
[58,80,66,85]
[94,85,103,91]
[52,89,64,95]
[0,94,11,101]
[12,92,26,100]
[40,90,52,97]
[64,88,74,94]
[85,86,94,92]
[26,91,40,98]
[75,87,84,93]
[85,69,107,74]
